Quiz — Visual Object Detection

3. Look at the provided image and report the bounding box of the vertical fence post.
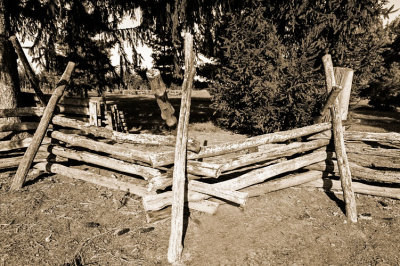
[167,32,196,264]
[89,100,98,127]
[322,55,357,223]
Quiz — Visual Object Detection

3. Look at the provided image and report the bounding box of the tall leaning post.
[10,62,75,191]
[9,36,47,106]
[167,32,196,264]
[322,54,357,223]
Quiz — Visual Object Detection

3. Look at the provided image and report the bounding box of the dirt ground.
[1,98,400,265]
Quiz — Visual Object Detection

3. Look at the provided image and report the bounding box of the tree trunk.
[0,0,20,139]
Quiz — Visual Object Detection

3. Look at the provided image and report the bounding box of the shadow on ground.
[349,104,400,133]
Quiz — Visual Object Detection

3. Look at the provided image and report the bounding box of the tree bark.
[0,0,20,139]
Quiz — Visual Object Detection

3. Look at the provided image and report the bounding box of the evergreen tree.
[0,0,21,138]
[368,17,400,109]
[211,0,389,134]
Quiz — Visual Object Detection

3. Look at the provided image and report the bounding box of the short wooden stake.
[168,32,196,264]
[322,54,357,222]
[88,101,98,126]
[10,62,75,190]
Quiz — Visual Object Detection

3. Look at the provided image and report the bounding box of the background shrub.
[210,2,325,134]
[210,0,388,134]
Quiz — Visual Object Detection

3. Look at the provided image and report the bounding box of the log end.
[166,116,178,127]
[146,69,161,79]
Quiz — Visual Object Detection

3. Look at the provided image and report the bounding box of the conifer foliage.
[210,1,325,134]
[211,0,388,134]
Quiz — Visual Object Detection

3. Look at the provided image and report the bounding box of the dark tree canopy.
[3,0,244,91]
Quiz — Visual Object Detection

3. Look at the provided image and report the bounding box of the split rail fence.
[1,34,400,264]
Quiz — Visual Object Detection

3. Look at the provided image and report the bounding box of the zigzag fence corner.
[1,54,400,263]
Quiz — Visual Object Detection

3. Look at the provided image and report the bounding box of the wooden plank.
[34,162,151,197]
[150,122,332,167]
[142,150,329,211]
[304,178,400,200]
[0,107,45,118]
[88,101,98,126]
[168,32,196,264]
[334,67,353,120]
[323,54,357,222]
[220,139,330,172]
[49,130,153,164]
[347,153,400,169]
[309,130,400,145]
[0,122,39,132]
[57,105,89,116]
[51,115,200,152]
[0,137,51,152]
[188,180,248,205]
[10,62,76,190]
[48,145,161,180]
[146,200,219,223]
[306,160,400,184]
[315,85,342,123]
[243,170,324,197]
[186,161,222,178]
[0,151,67,169]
